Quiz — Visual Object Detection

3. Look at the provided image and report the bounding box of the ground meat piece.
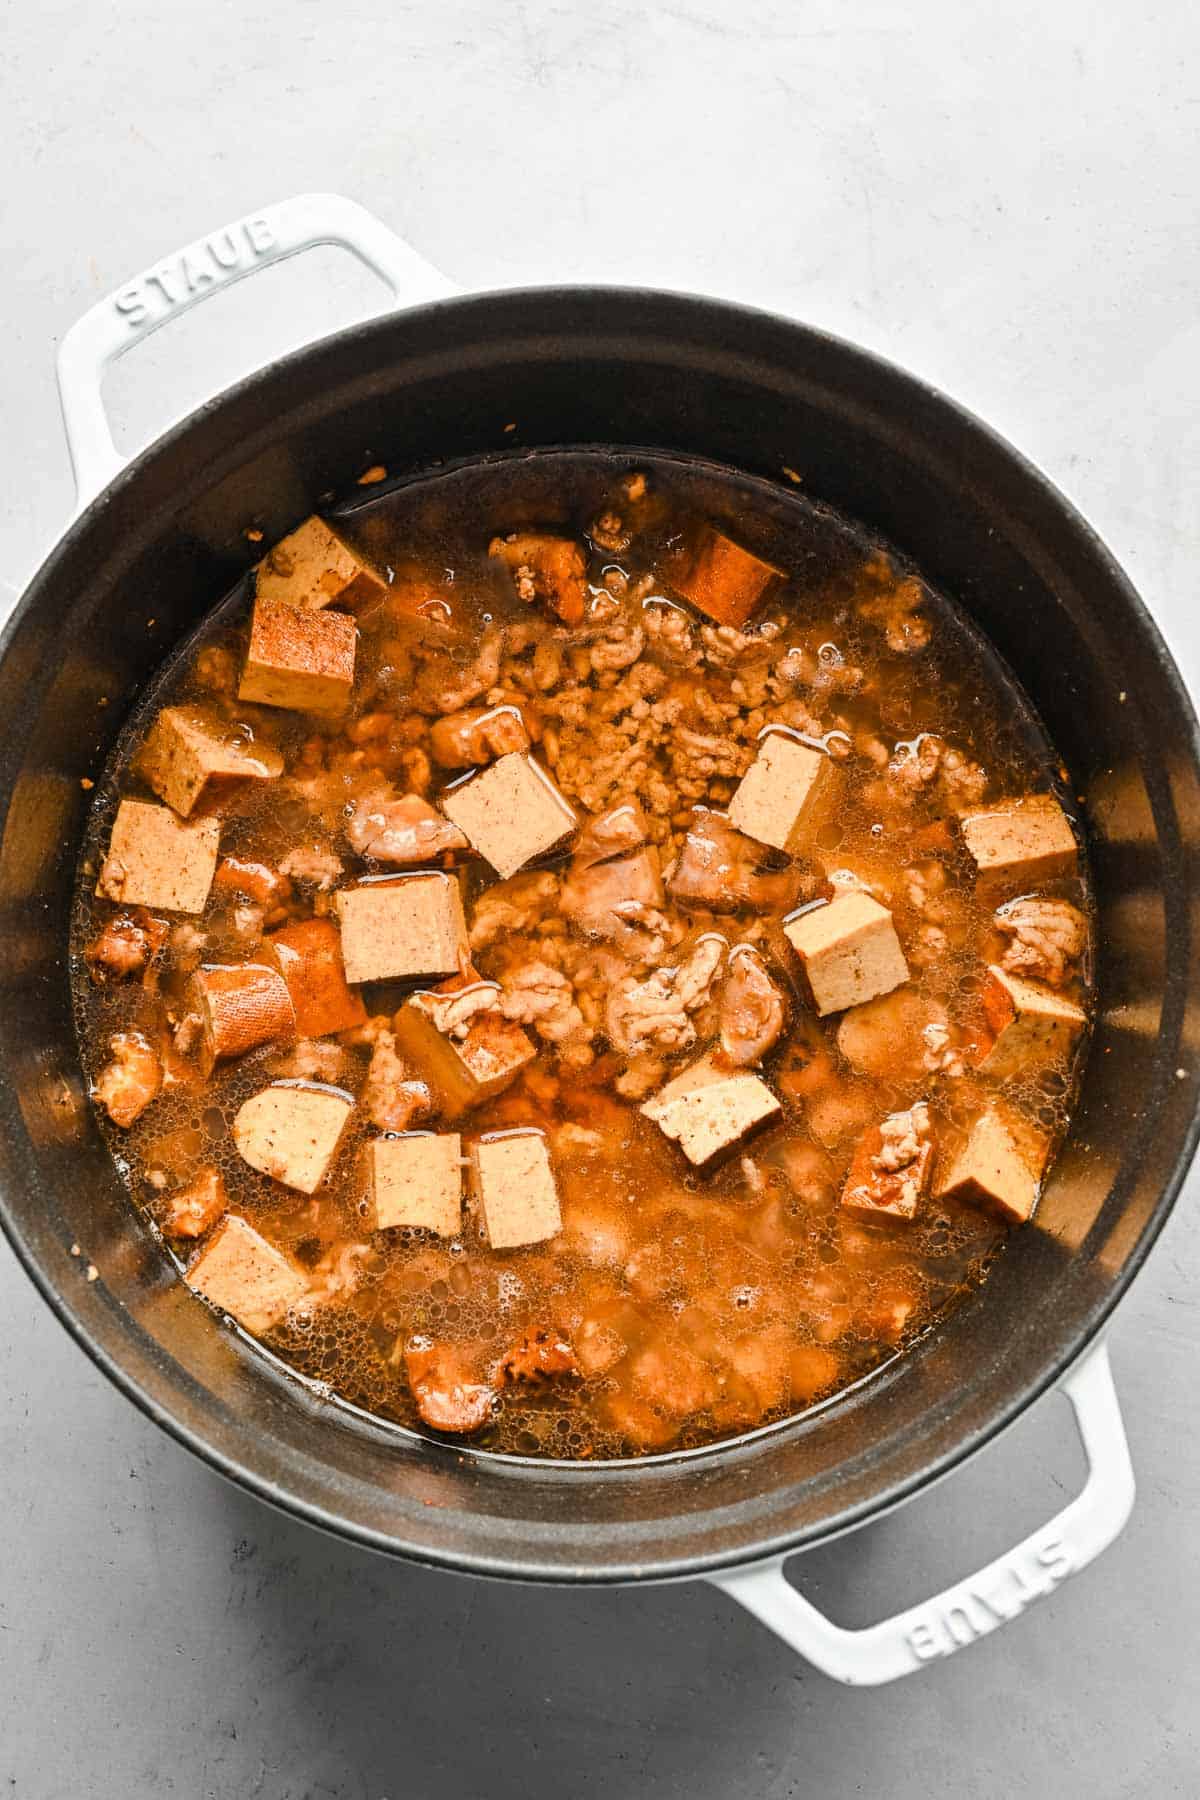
[921,1020,965,1078]
[84,909,167,982]
[404,1337,496,1433]
[213,856,293,917]
[856,558,932,654]
[469,871,561,950]
[410,981,503,1039]
[718,946,786,1067]
[499,962,592,1059]
[589,623,645,673]
[267,1038,350,1082]
[364,1030,435,1133]
[489,533,588,626]
[874,1101,931,1173]
[642,603,701,667]
[193,644,237,693]
[667,809,803,914]
[346,785,469,864]
[429,704,531,769]
[995,896,1087,987]
[412,623,505,714]
[613,1053,668,1100]
[668,724,752,800]
[92,1031,162,1128]
[278,842,344,889]
[163,1166,227,1239]
[888,735,987,807]
[573,800,650,869]
[499,1329,579,1383]
[606,934,726,1056]
[699,619,784,667]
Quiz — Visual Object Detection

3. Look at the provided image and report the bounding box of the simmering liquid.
[71,450,1093,1458]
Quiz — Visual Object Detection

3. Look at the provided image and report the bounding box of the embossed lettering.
[906,1619,944,1662]
[114,284,149,326]
[182,249,217,292]
[244,216,276,254]
[1035,1535,1072,1584]
[210,229,241,270]
[146,267,181,305]
[943,1601,984,1647]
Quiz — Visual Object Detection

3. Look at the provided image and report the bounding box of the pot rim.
[3,282,1197,1583]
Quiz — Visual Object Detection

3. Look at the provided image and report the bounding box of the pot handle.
[56,192,457,511]
[709,1339,1133,1686]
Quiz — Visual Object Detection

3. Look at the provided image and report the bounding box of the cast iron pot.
[2,195,1196,1686]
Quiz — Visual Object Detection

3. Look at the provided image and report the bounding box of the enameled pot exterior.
[1,197,1195,1681]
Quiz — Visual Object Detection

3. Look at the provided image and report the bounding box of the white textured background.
[1,3,1197,1795]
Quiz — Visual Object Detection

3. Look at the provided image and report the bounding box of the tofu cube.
[186,1214,310,1334]
[334,873,468,984]
[959,793,1078,886]
[96,799,219,914]
[255,515,387,612]
[265,917,366,1037]
[162,1166,227,1240]
[138,704,284,817]
[728,730,836,852]
[469,1130,562,1249]
[190,962,296,1069]
[641,1052,780,1167]
[784,892,909,1016]
[841,1116,934,1221]
[935,1108,1046,1225]
[392,987,535,1119]
[233,1082,354,1193]
[978,965,1086,1076]
[365,1132,463,1235]
[673,526,785,627]
[441,753,576,880]
[238,596,357,714]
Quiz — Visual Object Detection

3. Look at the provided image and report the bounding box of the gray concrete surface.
[1,3,1197,1794]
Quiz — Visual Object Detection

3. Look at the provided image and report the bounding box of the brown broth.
[70,449,1093,1460]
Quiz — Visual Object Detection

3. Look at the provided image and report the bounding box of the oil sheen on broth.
[71,451,1093,1460]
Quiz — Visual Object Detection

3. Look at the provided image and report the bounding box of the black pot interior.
[1,290,1196,1580]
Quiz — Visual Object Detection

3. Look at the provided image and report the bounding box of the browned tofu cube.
[391,986,536,1119]
[96,799,220,914]
[935,1107,1047,1225]
[728,730,837,852]
[185,1213,310,1334]
[959,793,1078,886]
[138,704,284,817]
[163,1166,227,1239]
[255,515,387,612]
[265,917,366,1037]
[673,526,785,626]
[488,532,588,626]
[334,873,468,984]
[238,596,357,714]
[469,1130,562,1249]
[641,1052,780,1167]
[841,1106,934,1221]
[441,753,576,880]
[977,965,1086,1076]
[784,892,909,1016]
[190,962,296,1069]
[233,1082,354,1193]
[365,1132,463,1235]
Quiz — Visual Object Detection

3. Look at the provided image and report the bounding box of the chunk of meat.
[363,1030,436,1133]
[561,848,664,941]
[888,734,987,807]
[499,962,592,1056]
[499,1329,579,1384]
[345,786,469,864]
[213,855,293,917]
[994,896,1087,987]
[278,842,344,889]
[429,704,532,769]
[667,809,802,915]
[84,909,167,982]
[411,622,505,714]
[573,800,650,869]
[405,1336,496,1433]
[606,934,727,1056]
[163,1166,227,1239]
[92,1031,162,1128]
[468,870,561,950]
[856,561,932,654]
[841,1103,934,1221]
[718,945,786,1067]
[489,532,588,626]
